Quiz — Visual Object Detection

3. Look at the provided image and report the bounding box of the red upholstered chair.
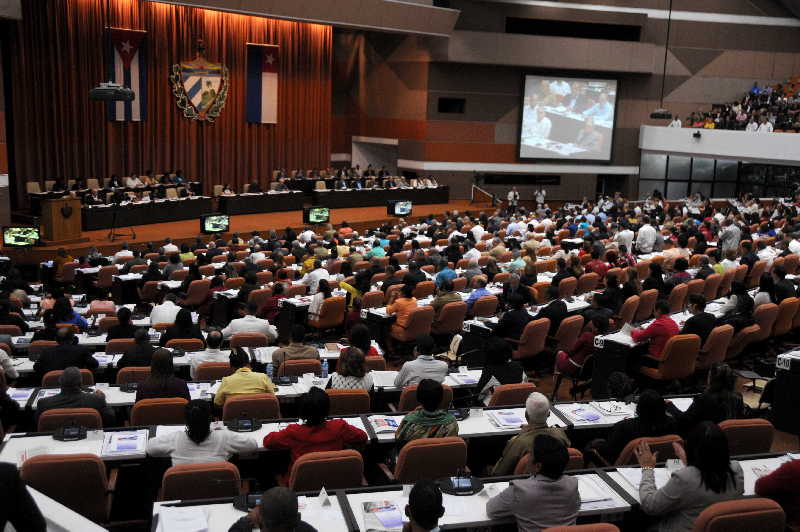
[106,338,136,354]
[471,295,498,318]
[514,448,584,475]
[166,338,205,351]
[362,291,385,309]
[697,325,734,371]
[432,301,467,336]
[614,435,683,466]
[634,289,658,322]
[325,389,371,415]
[552,315,584,351]
[180,279,211,308]
[222,393,280,421]
[558,277,578,298]
[38,408,103,432]
[396,384,453,412]
[752,303,779,344]
[230,333,269,348]
[702,274,722,302]
[390,306,435,343]
[576,273,600,294]
[389,437,467,483]
[512,318,550,362]
[130,398,188,425]
[160,462,243,501]
[0,325,22,336]
[278,359,322,377]
[772,297,800,337]
[667,283,688,314]
[287,450,365,491]
[116,366,151,385]
[308,296,346,331]
[42,369,94,387]
[488,383,536,406]
[719,418,774,455]
[691,498,784,532]
[726,324,761,360]
[364,356,387,371]
[614,295,639,330]
[412,281,435,299]
[195,362,234,381]
[639,334,700,381]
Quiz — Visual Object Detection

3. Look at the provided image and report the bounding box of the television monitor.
[200,213,230,234]
[388,200,412,216]
[518,74,618,161]
[3,226,40,247]
[303,206,330,224]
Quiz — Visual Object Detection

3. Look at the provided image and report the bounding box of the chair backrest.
[42,368,94,387]
[634,289,659,322]
[732,264,748,283]
[667,282,688,314]
[413,281,435,299]
[98,317,119,333]
[166,338,205,351]
[310,296,346,329]
[513,447,584,475]
[183,279,211,306]
[130,397,188,425]
[686,279,705,298]
[558,276,578,298]
[616,296,639,328]
[325,389,371,415]
[488,383,536,406]
[96,267,117,288]
[653,334,701,379]
[717,268,736,298]
[362,290,385,309]
[105,338,136,354]
[554,315,584,351]
[278,359,322,377]
[452,277,467,291]
[746,261,768,289]
[222,393,280,421]
[471,295,498,318]
[29,340,57,356]
[397,306,435,341]
[364,356,387,371]
[398,384,453,411]
[615,434,683,465]
[395,437,467,483]
[288,450,364,491]
[718,418,774,455]
[576,273,600,293]
[691,497,785,532]
[0,324,22,336]
[772,296,800,337]
[753,303,779,343]
[140,280,161,302]
[726,324,761,360]
[512,318,550,360]
[21,453,110,523]
[196,362,234,381]
[116,366,151,385]
[161,461,241,501]
[37,408,103,432]
[698,325,734,370]
[230,333,268,348]
[702,274,722,302]
[435,302,467,334]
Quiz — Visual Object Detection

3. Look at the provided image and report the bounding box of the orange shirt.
[387,297,417,327]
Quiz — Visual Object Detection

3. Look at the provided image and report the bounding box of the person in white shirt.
[160,238,179,255]
[470,223,485,242]
[549,79,571,97]
[150,294,181,326]
[298,227,316,243]
[788,236,800,254]
[635,217,657,254]
[221,301,278,341]
[612,224,635,251]
[189,330,229,380]
[249,245,266,264]
[668,118,682,128]
[393,335,448,387]
[756,241,778,267]
[745,117,759,133]
[757,116,774,133]
[526,107,552,139]
[307,279,333,321]
[534,188,546,206]
[113,242,134,263]
[125,174,144,188]
[147,399,257,465]
[301,260,331,294]
[463,243,481,262]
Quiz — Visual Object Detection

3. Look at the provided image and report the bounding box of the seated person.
[214,349,276,406]
[476,337,524,405]
[680,294,716,345]
[495,293,532,341]
[0,299,29,334]
[263,387,367,463]
[492,392,570,476]
[147,399,257,465]
[631,300,679,360]
[532,285,568,336]
[271,324,320,373]
[0,463,47,531]
[105,307,137,341]
[33,326,99,379]
[117,328,156,370]
[328,347,373,391]
[189,329,229,380]
[487,435,579,530]
[465,277,492,315]
[755,457,800,529]
[222,301,278,341]
[159,308,205,347]
[501,273,532,306]
[666,257,692,287]
[588,389,677,465]
[636,422,744,531]
[135,349,190,402]
[228,487,317,532]
[36,366,115,426]
[394,335,448,387]
[555,315,609,377]
[395,379,459,447]
[51,296,88,332]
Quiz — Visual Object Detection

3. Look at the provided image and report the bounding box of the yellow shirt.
[301,256,316,275]
[213,367,276,405]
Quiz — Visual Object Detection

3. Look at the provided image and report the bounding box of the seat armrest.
[377,463,396,482]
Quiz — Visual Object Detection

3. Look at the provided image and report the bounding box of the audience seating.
[471,295,499,318]
[772,297,800,337]
[513,448,584,475]
[553,315,584,351]
[558,277,578,298]
[640,334,700,382]
[577,273,600,294]
[42,368,94,387]
[691,498,785,532]
[278,359,321,377]
[390,306,434,346]
[634,289,659,322]
[308,296,346,332]
[229,332,269,348]
[703,274,722,302]
[614,296,639,330]
[37,408,103,432]
[165,338,205,351]
[727,324,761,360]
[222,393,280,421]
[195,362,234,381]
[389,437,467,484]
[288,450,365,491]
[667,283,688,314]
[719,418,775,455]
[752,304,780,345]
[362,291,385,309]
[614,435,683,466]
[106,338,136,354]
[432,301,467,336]
[130,398,188,425]
[364,356,387,371]
[697,325,734,371]
[488,383,537,406]
[325,389,371,415]
[116,366,151,385]
[512,318,550,362]
[160,462,243,501]
[397,384,453,411]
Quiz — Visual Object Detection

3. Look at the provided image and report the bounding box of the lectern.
[41,197,86,244]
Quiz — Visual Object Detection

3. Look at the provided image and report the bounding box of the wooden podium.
[41,197,87,245]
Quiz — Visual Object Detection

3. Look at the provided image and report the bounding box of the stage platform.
[3,200,485,263]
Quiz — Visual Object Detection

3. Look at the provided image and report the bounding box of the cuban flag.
[107,28,147,121]
[246,44,279,124]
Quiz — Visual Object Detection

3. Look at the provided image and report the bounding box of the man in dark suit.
[680,294,716,344]
[403,262,427,287]
[773,266,798,303]
[248,180,262,193]
[532,285,568,336]
[116,328,155,370]
[740,241,759,273]
[502,274,533,307]
[495,293,532,340]
[36,366,114,426]
[550,258,574,287]
[33,327,99,378]
[694,256,715,280]
[105,307,138,342]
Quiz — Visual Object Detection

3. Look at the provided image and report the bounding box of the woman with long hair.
[346,323,380,357]
[159,308,204,347]
[328,347,373,391]
[146,399,257,465]
[51,296,87,332]
[753,273,776,308]
[642,262,667,296]
[622,267,641,299]
[636,421,744,531]
[308,278,332,321]
[135,348,190,401]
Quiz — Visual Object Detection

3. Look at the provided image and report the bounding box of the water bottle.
[266,363,274,380]
[321,359,329,378]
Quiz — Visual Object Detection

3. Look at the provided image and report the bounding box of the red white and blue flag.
[107,28,147,121]
[246,44,279,124]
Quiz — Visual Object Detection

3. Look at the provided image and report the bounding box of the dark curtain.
[7,0,332,207]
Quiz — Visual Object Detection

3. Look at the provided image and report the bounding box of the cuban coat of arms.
[170,41,229,122]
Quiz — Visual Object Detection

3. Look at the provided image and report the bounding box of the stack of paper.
[565,406,602,423]
[362,501,405,531]
[8,387,35,407]
[487,410,525,428]
[371,371,397,388]
[33,389,60,408]
[101,430,148,457]
[369,416,401,434]
[159,506,209,532]
[450,373,478,385]
[590,401,633,417]
[617,467,671,491]
[578,475,612,503]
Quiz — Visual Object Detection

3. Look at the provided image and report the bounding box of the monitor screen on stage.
[519,75,617,161]
[388,200,412,216]
[303,206,330,224]
[200,213,230,234]
[3,226,40,247]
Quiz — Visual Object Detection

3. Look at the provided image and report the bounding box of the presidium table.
[217,191,305,215]
[311,186,449,209]
[81,196,213,231]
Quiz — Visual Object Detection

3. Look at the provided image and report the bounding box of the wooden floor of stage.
[4,200,484,261]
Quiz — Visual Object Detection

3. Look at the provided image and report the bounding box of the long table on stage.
[311,186,449,209]
[217,191,305,215]
[81,197,213,231]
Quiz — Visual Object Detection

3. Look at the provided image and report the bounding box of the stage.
[3,200,484,263]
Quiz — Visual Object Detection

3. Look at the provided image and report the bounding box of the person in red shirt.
[263,387,367,463]
[631,299,679,359]
[585,249,609,280]
[755,458,800,527]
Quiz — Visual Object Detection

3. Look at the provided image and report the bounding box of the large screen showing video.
[519,75,617,161]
